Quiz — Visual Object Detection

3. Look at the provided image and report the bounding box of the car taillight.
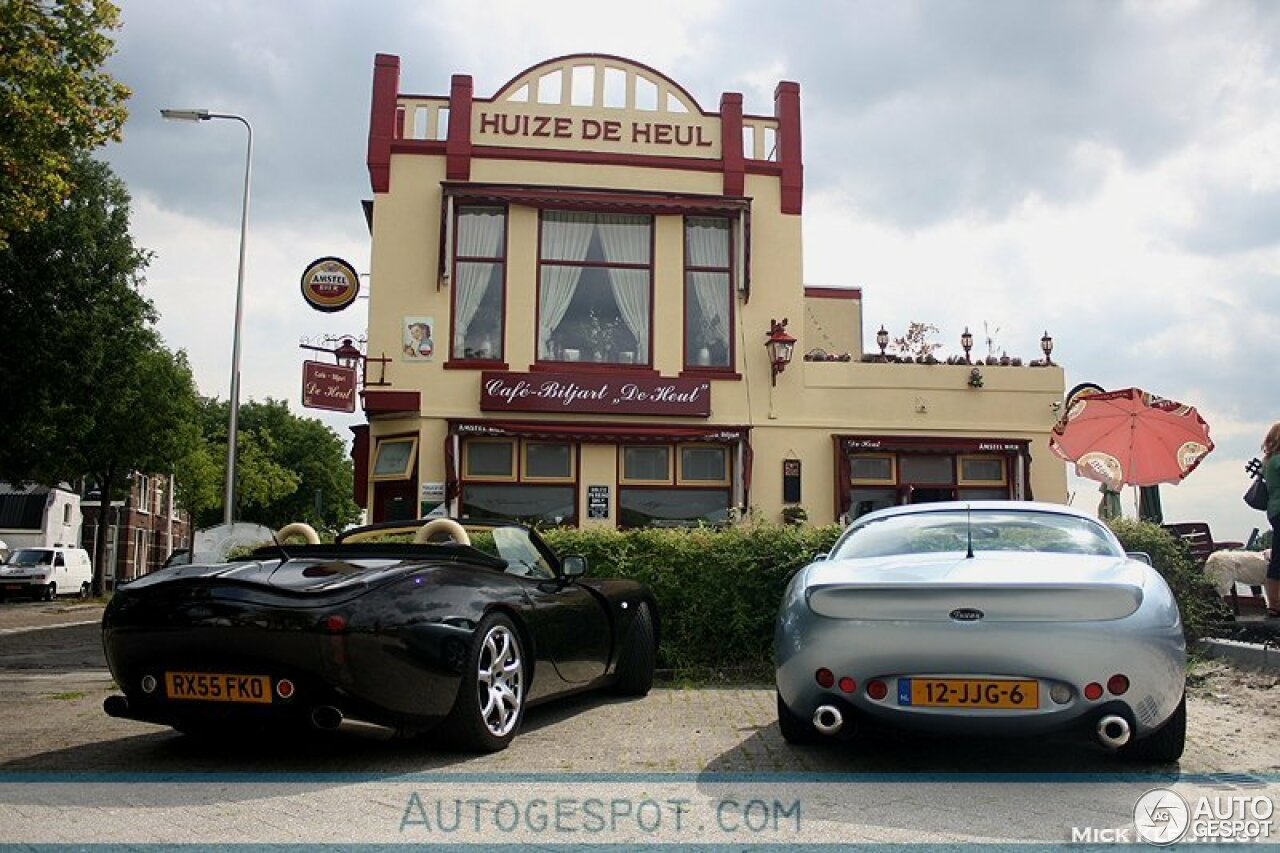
[866,679,888,700]
[815,668,835,688]
[838,676,857,694]
[276,678,295,699]
[323,614,347,633]
[1107,674,1130,696]
[1083,682,1103,701]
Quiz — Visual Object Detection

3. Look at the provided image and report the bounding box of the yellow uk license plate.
[899,678,1039,709]
[165,672,272,704]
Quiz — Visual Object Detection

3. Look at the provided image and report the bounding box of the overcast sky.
[101,0,1279,539]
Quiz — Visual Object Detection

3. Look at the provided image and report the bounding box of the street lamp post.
[161,108,253,526]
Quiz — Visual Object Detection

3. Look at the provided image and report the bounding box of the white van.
[0,547,93,600]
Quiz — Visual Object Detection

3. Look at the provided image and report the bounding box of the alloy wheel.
[475,624,523,737]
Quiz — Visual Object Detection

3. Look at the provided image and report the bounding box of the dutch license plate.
[165,671,272,704]
[3,585,22,591]
[898,678,1039,709]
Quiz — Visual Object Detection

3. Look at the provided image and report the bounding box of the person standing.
[1263,422,1280,617]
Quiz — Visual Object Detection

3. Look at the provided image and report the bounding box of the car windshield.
[9,549,53,567]
[831,509,1121,560]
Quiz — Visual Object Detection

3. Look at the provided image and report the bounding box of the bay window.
[618,443,731,528]
[537,211,652,366]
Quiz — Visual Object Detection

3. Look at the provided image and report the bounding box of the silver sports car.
[775,501,1186,761]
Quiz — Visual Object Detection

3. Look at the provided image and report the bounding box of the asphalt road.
[0,605,1276,846]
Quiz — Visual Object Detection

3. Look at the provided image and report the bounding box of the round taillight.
[1107,674,1130,696]
[1049,684,1072,705]
[323,614,347,633]
[866,679,888,700]
[140,674,157,694]
[815,668,835,689]
[276,678,295,700]
[1084,682,1104,701]
[838,676,857,694]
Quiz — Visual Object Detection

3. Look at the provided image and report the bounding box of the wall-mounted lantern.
[1040,331,1054,365]
[765,318,796,386]
[332,337,364,370]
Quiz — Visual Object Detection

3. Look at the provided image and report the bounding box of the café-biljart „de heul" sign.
[480,372,711,417]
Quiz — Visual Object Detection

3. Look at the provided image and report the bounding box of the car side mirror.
[561,554,588,578]
[813,552,829,561]
[1126,551,1153,566]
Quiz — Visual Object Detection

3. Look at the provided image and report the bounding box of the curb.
[1197,637,1280,671]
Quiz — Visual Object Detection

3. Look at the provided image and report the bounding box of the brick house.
[80,473,192,583]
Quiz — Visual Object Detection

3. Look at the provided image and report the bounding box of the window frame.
[371,435,420,482]
[619,444,675,485]
[682,215,737,375]
[535,210,656,370]
[447,204,509,368]
[519,441,576,483]
[461,437,518,483]
[675,443,731,486]
[957,455,1008,486]
[850,453,897,485]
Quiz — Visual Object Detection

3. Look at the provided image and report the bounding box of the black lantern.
[1040,331,1054,365]
[765,318,796,386]
[333,337,363,370]
[961,327,973,363]
[876,324,889,360]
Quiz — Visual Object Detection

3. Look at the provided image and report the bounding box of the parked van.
[0,547,93,600]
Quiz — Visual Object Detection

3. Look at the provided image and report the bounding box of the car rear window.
[832,510,1121,560]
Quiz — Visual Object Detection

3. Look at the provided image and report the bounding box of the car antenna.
[269,530,292,565]
[965,504,974,559]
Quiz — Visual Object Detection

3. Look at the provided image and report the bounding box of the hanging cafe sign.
[301,361,357,413]
[300,257,360,312]
[480,371,711,417]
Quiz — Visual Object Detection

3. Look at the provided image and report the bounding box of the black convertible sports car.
[102,517,659,751]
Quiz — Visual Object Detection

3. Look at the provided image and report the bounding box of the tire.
[79,582,90,599]
[613,603,655,696]
[777,690,819,744]
[43,583,56,602]
[1121,693,1186,763]
[440,612,526,752]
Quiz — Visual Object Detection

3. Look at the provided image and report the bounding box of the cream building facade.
[354,54,1067,527]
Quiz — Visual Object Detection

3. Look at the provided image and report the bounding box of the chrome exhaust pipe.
[812,704,844,736]
[103,695,130,718]
[1096,714,1131,749]
[311,705,343,730]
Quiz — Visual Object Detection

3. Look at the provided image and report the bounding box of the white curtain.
[452,209,504,356]
[597,215,651,362]
[689,272,729,359]
[538,213,594,358]
[685,218,730,362]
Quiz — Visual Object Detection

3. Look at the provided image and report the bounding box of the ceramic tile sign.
[402,316,436,361]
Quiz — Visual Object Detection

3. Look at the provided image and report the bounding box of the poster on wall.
[587,485,610,520]
[421,482,446,518]
[402,316,435,361]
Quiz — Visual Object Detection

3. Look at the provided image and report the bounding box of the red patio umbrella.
[1049,387,1214,491]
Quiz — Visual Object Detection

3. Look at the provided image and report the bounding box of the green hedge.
[542,525,840,679]
[544,520,1227,680]
[1107,518,1230,639]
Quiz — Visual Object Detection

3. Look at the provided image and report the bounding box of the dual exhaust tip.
[809,703,1132,749]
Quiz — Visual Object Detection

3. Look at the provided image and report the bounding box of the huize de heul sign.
[480,371,711,417]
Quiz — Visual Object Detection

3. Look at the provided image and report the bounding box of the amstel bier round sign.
[300,257,360,312]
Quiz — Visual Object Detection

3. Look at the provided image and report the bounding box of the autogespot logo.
[1134,788,1190,845]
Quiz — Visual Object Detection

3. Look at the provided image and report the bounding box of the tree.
[0,0,131,249]
[0,155,205,594]
[889,321,942,361]
[194,398,361,534]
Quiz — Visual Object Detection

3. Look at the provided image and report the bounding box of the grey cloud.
[1174,186,1280,256]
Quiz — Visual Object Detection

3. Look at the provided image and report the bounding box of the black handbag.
[1245,475,1269,511]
